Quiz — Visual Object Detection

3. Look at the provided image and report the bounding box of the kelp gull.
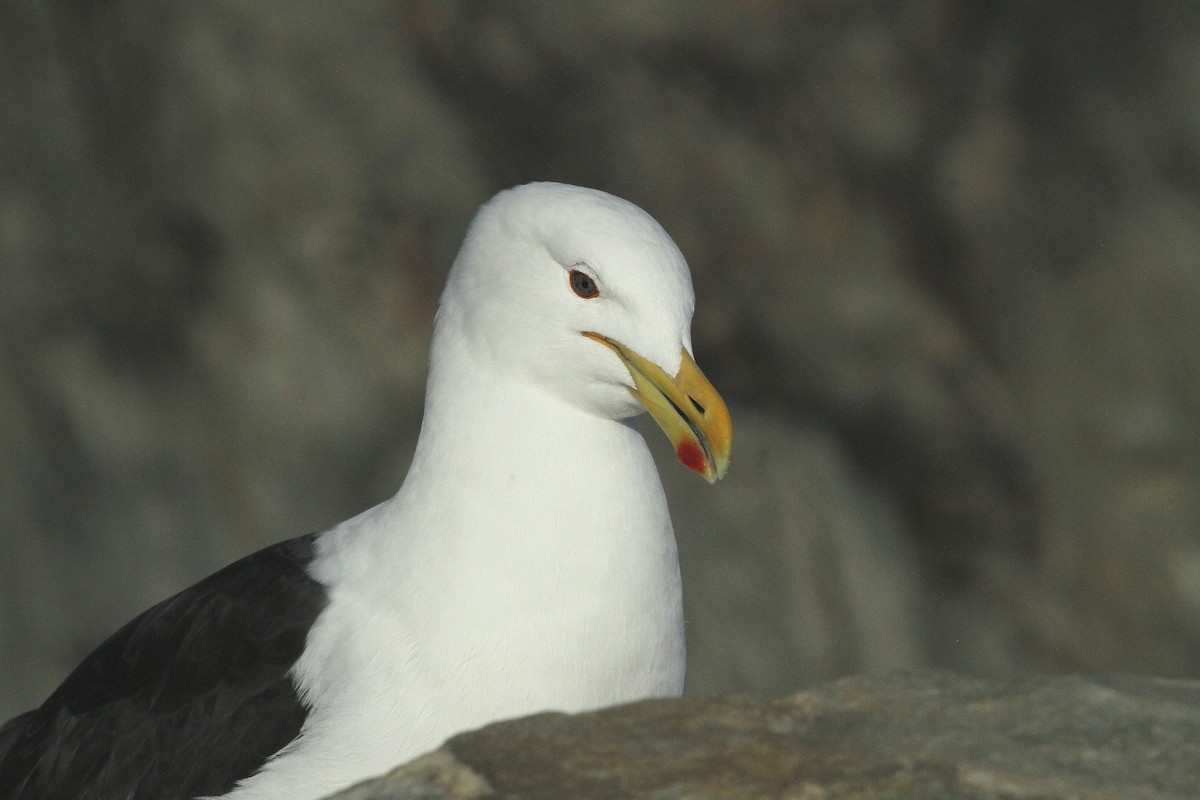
[0,182,733,800]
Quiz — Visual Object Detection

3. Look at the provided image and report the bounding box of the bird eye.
[569,269,599,299]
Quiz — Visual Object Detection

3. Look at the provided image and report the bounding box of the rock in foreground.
[328,670,1200,800]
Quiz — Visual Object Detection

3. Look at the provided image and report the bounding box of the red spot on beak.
[675,440,707,475]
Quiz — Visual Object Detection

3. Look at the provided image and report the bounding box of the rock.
[328,671,1200,800]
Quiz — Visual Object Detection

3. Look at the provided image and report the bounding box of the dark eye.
[569,269,599,299]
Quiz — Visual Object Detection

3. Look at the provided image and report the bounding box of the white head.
[433,182,731,481]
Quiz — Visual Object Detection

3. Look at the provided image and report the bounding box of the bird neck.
[324,332,678,614]
[305,329,687,716]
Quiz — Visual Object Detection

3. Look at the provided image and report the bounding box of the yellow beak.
[582,331,732,483]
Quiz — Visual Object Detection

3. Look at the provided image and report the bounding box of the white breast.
[214,379,685,800]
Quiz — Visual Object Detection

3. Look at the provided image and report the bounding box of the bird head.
[436,182,731,483]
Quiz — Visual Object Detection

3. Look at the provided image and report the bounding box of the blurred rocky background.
[3,1,1199,719]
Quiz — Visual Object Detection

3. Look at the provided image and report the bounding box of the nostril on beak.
[689,396,706,416]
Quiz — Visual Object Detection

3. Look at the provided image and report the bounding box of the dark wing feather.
[0,534,328,800]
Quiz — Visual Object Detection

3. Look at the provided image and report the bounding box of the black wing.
[0,534,329,800]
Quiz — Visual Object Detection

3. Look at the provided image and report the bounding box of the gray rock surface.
[328,671,1200,800]
[4,1,1200,719]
